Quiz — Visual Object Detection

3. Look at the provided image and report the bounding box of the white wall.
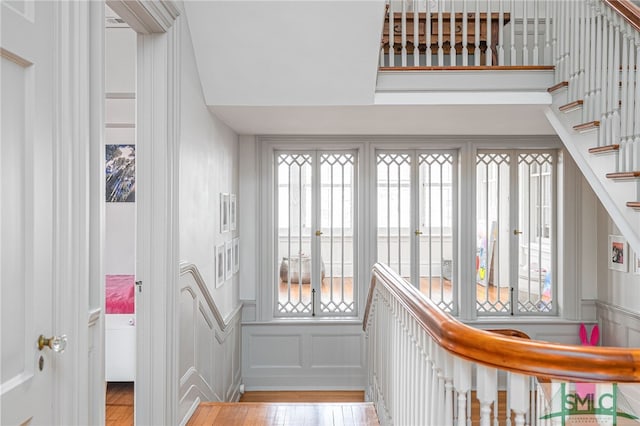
[596,201,640,345]
[179,12,241,322]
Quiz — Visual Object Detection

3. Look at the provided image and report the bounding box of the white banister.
[477,0,482,65]
[485,0,492,65]
[365,263,640,425]
[450,0,457,65]
[413,0,419,66]
[438,0,444,65]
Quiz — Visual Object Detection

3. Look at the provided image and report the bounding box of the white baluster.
[454,358,472,426]
[478,0,483,65]
[584,2,594,123]
[522,0,529,65]
[437,0,444,65]
[551,0,558,78]
[401,0,408,66]
[621,24,630,171]
[594,7,603,124]
[509,373,529,426]
[426,0,433,65]
[544,0,551,65]
[485,0,492,65]
[599,10,609,148]
[510,0,516,65]
[462,0,469,65]
[612,16,621,161]
[389,0,395,66]
[533,0,539,65]
[477,365,497,426]
[634,33,640,171]
[413,0,420,66]
[498,0,505,65]
[444,351,454,425]
[563,0,570,82]
[626,30,637,172]
[578,2,586,101]
[568,0,577,101]
[450,0,456,65]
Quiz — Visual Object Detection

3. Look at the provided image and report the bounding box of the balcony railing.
[363,263,640,425]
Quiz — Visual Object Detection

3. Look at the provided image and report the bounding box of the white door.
[1,1,61,424]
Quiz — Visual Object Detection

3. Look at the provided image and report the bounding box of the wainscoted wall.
[242,322,366,390]
[179,263,242,426]
[597,302,640,347]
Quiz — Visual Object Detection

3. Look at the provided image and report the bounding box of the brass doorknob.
[38,335,67,353]
[513,229,523,235]
[315,230,323,236]
[415,230,423,236]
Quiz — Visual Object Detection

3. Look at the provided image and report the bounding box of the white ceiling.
[184,1,556,136]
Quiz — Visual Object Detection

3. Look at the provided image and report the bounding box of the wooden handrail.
[363,263,640,382]
[603,0,640,32]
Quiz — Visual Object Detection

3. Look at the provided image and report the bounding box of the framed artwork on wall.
[608,235,628,272]
[634,253,640,275]
[220,193,230,233]
[215,244,225,287]
[230,194,237,231]
[233,238,240,274]
[105,144,136,202]
[225,240,233,280]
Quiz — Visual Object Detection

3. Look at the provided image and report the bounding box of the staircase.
[544,0,640,255]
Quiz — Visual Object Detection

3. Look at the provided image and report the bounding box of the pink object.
[576,323,599,397]
[106,275,135,314]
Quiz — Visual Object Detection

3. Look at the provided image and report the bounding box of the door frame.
[105,1,181,424]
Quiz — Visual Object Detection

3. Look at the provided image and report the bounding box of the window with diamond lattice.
[476,150,556,315]
[376,151,457,313]
[276,151,356,317]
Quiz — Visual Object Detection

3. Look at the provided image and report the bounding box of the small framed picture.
[225,240,233,280]
[230,194,237,231]
[220,193,230,233]
[608,235,628,272]
[215,244,225,287]
[233,238,240,274]
[634,253,640,275]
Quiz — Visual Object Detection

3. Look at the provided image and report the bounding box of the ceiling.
[183,1,556,136]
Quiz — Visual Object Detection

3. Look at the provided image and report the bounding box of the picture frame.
[225,240,233,280]
[233,238,240,274]
[634,252,640,275]
[230,194,237,231]
[105,144,136,202]
[220,193,230,233]
[215,244,225,287]
[608,235,628,272]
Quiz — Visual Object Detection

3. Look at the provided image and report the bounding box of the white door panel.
[1,1,56,424]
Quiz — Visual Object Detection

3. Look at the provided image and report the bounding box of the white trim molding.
[135,8,181,426]
[178,262,243,425]
[106,0,180,34]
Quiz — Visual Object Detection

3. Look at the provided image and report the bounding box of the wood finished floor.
[106,382,134,426]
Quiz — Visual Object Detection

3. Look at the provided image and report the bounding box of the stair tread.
[589,144,620,154]
[606,171,640,179]
[559,100,584,112]
[573,120,600,132]
[548,81,569,93]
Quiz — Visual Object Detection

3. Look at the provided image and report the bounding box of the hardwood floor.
[187,402,379,426]
[188,391,376,425]
[240,391,365,403]
[106,382,134,426]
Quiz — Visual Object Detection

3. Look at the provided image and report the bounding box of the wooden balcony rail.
[364,262,640,383]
